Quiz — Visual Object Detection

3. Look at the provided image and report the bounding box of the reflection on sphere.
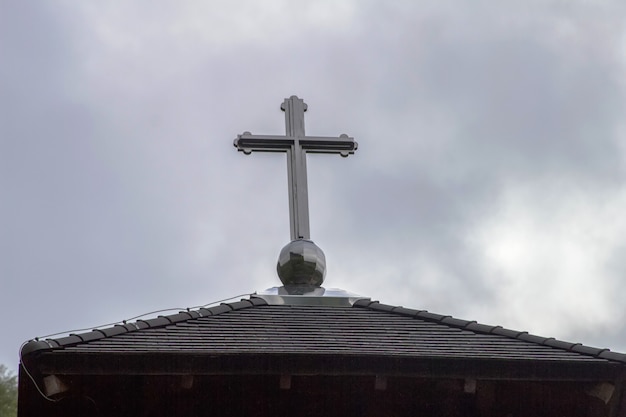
[277,239,326,287]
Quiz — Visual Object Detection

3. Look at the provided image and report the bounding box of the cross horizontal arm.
[234,133,358,156]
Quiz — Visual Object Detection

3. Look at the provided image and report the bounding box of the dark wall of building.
[19,373,622,417]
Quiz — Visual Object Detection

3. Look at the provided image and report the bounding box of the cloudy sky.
[2,1,626,372]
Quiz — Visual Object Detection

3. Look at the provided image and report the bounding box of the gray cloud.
[2,0,626,371]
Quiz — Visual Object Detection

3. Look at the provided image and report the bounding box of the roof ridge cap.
[20,297,266,358]
[357,301,626,365]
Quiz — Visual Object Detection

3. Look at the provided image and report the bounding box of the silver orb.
[277,239,326,287]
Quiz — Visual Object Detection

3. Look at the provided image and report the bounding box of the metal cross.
[234,95,357,240]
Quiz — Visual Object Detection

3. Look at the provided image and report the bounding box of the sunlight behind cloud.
[471,179,626,337]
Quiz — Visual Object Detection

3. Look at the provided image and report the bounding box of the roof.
[21,296,626,380]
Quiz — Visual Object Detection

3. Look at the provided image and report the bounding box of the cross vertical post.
[282,96,310,240]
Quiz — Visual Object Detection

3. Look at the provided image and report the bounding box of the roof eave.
[30,351,626,382]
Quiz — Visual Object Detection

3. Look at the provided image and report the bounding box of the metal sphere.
[276,239,326,287]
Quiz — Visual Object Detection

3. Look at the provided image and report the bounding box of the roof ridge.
[20,297,268,358]
[353,299,626,365]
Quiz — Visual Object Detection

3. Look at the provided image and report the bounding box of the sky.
[2,1,626,373]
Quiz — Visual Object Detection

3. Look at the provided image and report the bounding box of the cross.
[234,95,357,241]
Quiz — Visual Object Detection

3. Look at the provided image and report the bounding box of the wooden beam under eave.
[611,380,626,417]
[280,374,291,390]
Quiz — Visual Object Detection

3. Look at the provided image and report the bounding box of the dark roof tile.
[517,333,550,344]
[186,310,202,319]
[52,335,83,346]
[197,308,213,317]
[46,340,61,348]
[366,302,395,312]
[229,300,256,310]
[543,338,578,350]
[98,325,128,337]
[391,307,419,317]
[74,331,105,343]
[118,323,135,332]
[139,317,170,328]
[134,321,150,330]
[352,299,373,308]
[20,341,52,356]
[248,297,269,307]
[465,322,498,333]
[167,312,193,324]
[415,311,450,322]
[207,304,233,315]
[598,351,626,362]
[491,327,525,338]
[441,317,474,328]
[571,344,607,357]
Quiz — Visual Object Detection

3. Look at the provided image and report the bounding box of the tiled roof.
[21,296,626,379]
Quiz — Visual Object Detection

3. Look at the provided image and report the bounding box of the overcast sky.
[2,1,626,372]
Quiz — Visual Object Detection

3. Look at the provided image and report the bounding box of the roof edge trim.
[20,297,267,359]
[355,301,626,365]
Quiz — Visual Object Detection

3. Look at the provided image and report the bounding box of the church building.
[18,96,626,417]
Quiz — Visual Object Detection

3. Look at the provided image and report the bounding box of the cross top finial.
[234,96,357,289]
[280,95,308,112]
